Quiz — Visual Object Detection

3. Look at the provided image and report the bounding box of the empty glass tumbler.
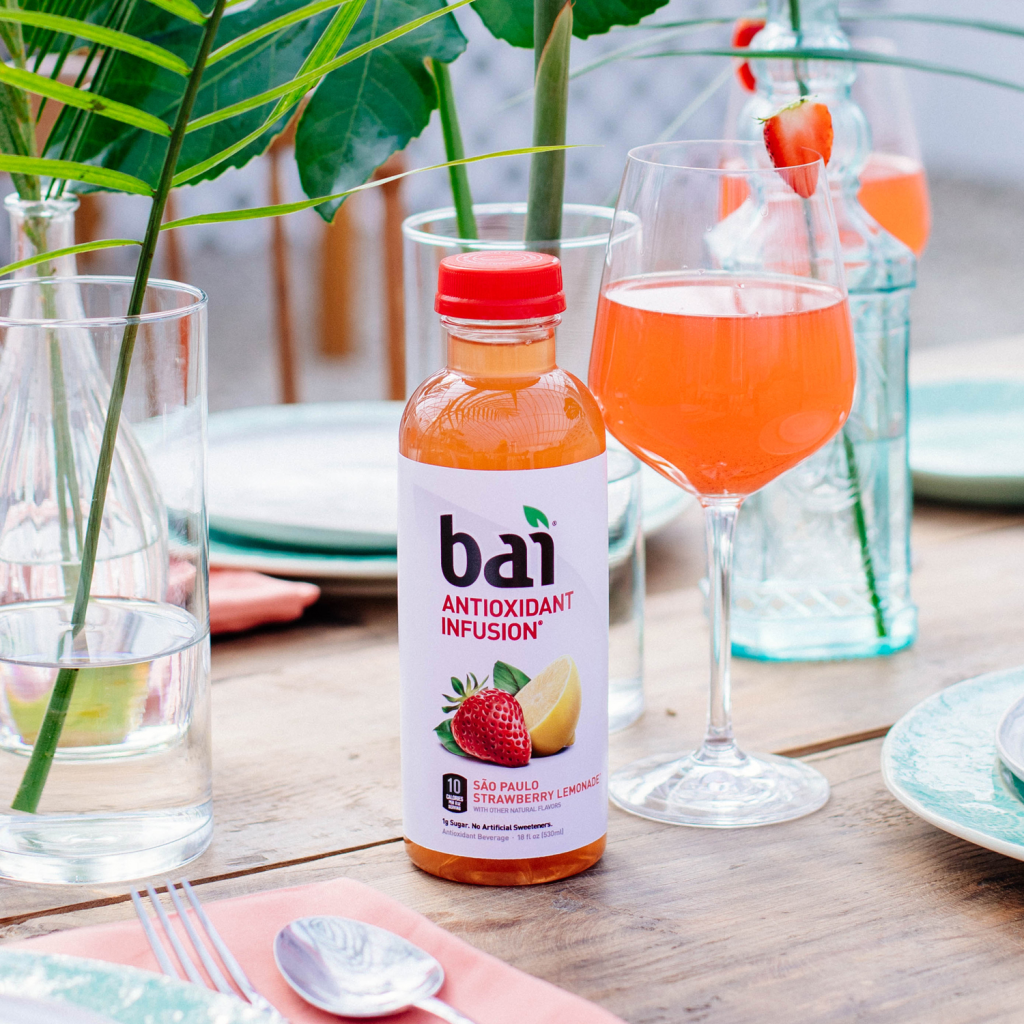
[608,447,644,732]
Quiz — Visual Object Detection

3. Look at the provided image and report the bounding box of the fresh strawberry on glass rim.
[761,97,834,198]
[731,17,766,92]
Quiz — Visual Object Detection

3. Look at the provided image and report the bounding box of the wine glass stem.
[700,497,743,765]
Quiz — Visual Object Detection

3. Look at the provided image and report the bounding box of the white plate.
[208,402,694,565]
[0,951,277,1024]
[209,403,402,552]
[910,381,1024,505]
[882,667,1024,862]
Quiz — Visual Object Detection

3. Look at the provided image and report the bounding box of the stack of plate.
[208,402,693,595]
[910,381,1024,506]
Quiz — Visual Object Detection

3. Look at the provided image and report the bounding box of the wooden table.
[4,494,1024,1023]
[6,342,1024,1021]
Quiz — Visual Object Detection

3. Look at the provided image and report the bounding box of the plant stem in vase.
[526,0,571,249]
[11,0,229,814]
[429,58,477,240]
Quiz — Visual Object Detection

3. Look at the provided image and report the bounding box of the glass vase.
[728,0,917,660]
[0,196,211,882]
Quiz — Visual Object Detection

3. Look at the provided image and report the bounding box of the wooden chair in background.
[270,139,407,404]
[314,153,407,401]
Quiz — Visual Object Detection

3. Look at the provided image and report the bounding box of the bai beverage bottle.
[399,251,608,885]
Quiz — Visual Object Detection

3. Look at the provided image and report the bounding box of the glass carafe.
[729,0,917,660]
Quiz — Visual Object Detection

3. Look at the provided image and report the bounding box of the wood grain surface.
[3,500,1024,1024]
[8,739,1024,1023]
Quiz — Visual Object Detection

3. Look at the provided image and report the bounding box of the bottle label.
[398,454,609,860]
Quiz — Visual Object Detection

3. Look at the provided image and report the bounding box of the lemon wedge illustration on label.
[515,655,581,756]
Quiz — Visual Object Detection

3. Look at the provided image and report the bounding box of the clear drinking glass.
[588,140,855,826]
[402,203,618,386]
[0,275,210,882]
[608,447,644,733]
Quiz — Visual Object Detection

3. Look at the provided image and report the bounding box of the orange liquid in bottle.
[857,152,931,256]
[589,274,856,497]
[399,317,607,885]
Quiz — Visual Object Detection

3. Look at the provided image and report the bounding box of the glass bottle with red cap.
[398,251,609,885]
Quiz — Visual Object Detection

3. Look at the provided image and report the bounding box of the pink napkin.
[209,569,320,635]
[12,878,623,1023]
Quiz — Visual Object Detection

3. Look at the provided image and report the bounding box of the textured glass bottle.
[730,0,917,660]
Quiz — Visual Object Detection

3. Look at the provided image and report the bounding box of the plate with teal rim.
[0,950,277,1024]
[208,401,694,563]
[910,381,1024,505]
[208,402,403,553]
[882,667,1024,860]
[210,532,397,588]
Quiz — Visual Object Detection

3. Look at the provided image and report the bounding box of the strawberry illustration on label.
[436,672,531,767]
[434,658,584,767]
[731,18,765,92]
[761,97,833,199]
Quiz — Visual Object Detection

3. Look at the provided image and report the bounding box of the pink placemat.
[209,569,320,635]
[12,877,623,1023]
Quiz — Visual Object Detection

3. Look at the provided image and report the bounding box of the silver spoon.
[274,915,480,1024]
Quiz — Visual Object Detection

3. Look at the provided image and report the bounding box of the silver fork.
[132,879,283,1020]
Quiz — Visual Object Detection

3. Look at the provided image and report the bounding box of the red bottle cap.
[435,250,566,320]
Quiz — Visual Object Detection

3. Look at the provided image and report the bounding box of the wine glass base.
[609,749,829,828]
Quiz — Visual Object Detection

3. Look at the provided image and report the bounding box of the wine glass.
[589,140,856,827]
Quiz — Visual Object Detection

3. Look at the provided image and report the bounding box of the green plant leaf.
[206,0,352,65]
[0,154,154,193]
[474,0,670,47]
[429,55,476,239]
[158,145,572,228]
[145,0,207,25]
[840,11,1024,40]
[0,62,171,135]
[179,0,433,193]
[0,8,190,75]
[0,238,143,278]
[525,0,570,245]
[293,0,466,220]
[627,47,1024,95]
[47,0,347,191]
[523,506,549,529]
[435,718,468,756]
[61,0,475,195]
[452,675,465,695]
[493,661,530,695]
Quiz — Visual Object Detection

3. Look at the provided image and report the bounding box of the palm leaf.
[162,144,573,227]
[629,46,1024,94]
[172,0,372,184]
[185,0,476,135]
[143,0,206,25]
[173,0,472,186]
[0,154,154,193]
[0,62,172,134]
[0,238,143,277]
[0,8,190,74]
[840,11,1024,40]
[206,0,353,65]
